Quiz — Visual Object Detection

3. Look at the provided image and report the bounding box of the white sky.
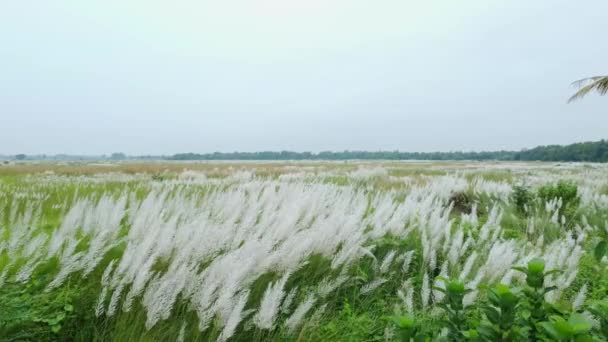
[1,0,607,155]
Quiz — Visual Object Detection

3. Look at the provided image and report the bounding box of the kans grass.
[0,161,607,341]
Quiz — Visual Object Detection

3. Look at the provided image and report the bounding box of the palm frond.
[568,75,608,102]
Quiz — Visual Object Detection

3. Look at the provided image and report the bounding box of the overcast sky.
[1,0,607,155]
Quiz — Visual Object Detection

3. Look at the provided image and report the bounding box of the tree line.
[7,140,606,163]
[168,140,608,162]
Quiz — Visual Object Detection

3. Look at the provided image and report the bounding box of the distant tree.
[568,76,608,102]
[111,152,127,160]
[168,141,607,162]
[15,154,26,160]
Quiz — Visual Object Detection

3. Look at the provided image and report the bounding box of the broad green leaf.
[568,314,592,334]
[540,322,565,340]
[528,258,545,274]
[552,319,574,337]
[594,240,608,261]
[482,305,500,324]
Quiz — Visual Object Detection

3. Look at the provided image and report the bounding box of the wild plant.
[512,258,561,340]
[512,184,534,214]
[385,313,429,342]
[434,278,471,341]
[476,284,522,341]
[539,313,594,341]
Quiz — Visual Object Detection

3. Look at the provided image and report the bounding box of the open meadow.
[1,161,608,341]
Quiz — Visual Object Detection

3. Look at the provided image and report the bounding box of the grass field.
[1,161,607,341]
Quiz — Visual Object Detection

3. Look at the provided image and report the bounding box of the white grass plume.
[253,272,290,330]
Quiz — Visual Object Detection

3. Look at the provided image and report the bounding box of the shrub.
[539,313,594,341]
[449,192,473,215]
[386,314,429,341]
[538,181,580,220]
[538,181,579,208]
[434,278,472,341]
[512,258,563,340]
[511,184,534,214]
[476,284,521,341]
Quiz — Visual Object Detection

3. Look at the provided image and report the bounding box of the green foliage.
[595,240,608,262]
[313,300,385,341]
[385,314,429,342]
[512,258,562,340]
[588,299,608,337]
[539,313,594,341]
[538,181,580,209]
[512,184,534,214]
[377,259,608,341]
[476,284,522,341]
[434,278,472,341]
[0,278,80,340]
[538,181,581,220]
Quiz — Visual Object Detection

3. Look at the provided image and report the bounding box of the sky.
[1,0,607,155]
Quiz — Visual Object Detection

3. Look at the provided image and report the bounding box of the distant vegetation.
[169,140,608,162]
[4,140,607,163]
[513,140,608,162]
[170,150,518,161]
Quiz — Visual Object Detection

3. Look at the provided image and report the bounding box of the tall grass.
[0,162,607,340]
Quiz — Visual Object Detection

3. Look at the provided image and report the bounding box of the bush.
[538,181,580,220]
[449,192,473,215]
[512,184,534,214]
[538,181,579,208]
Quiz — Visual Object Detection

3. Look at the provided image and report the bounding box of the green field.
[1,161,607,341]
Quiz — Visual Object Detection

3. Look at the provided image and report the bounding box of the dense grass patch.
[0,162,607,341]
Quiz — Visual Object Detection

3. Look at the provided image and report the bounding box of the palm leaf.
[568,75,608,102]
